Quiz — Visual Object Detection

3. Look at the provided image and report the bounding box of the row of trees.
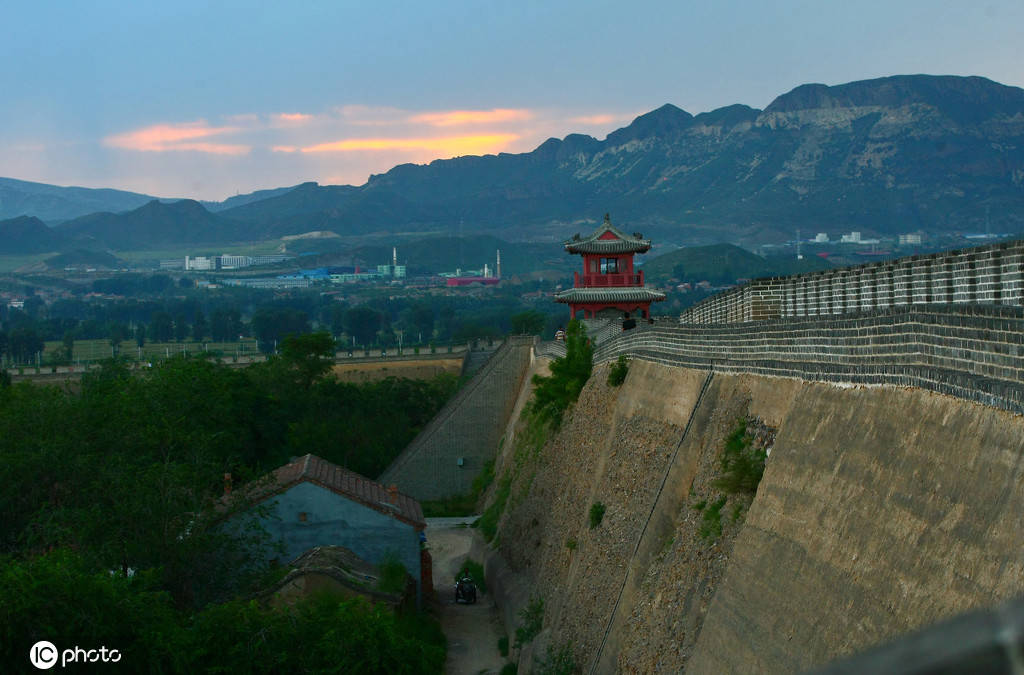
[0,333,454,669]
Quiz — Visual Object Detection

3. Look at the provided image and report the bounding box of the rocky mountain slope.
[221,74,1024,243]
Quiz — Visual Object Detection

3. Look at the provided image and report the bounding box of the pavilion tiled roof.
[564,214,652,254]
[248,454,426,529]
[554,287,666,303]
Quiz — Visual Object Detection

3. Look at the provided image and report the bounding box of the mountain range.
[2,74,1022,253]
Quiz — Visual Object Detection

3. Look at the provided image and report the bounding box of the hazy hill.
[347,235,572,276]
[0,215,66,254]
[0,177,162,223]
[57,199,243,249]
[202,184,303,212]
[44,249,124,270]
[642,243,832,285]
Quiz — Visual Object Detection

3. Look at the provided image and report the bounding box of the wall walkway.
[580,305,1024,415]
[380,336,535,501]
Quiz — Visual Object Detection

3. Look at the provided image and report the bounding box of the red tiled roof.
[252,454,426,529]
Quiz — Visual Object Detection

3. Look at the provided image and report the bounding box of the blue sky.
[1,0,1021,200]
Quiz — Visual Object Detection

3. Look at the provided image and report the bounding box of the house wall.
[256,482,422,597]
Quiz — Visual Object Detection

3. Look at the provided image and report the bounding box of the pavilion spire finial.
[604,212,611,224]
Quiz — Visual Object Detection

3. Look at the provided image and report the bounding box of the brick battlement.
[680,239,1024,324]
[591,305,1024,414]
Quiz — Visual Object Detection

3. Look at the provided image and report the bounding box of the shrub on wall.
[589,501,606,529]
[528,319,592,427]
[607,354,629,386]
[712,420,767,496]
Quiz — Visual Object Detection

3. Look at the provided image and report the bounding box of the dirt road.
[426,518,508,675]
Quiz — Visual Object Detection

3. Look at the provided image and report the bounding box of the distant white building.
[185,255,217,271]
[840,231,880,244]
[899,233,922,246]
[813,233,830,243]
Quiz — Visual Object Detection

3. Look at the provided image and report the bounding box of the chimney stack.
[496,249,501,279]
[224,473,233,496]
[387,484,399,505]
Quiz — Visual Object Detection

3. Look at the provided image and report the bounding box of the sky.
[1,0,1022,201]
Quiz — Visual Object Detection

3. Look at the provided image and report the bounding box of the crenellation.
[681,239,1024,324]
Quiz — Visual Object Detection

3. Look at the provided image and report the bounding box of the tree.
[108,322,126,356]
[278,332,337,388]
[192,310,208,342]
[528,319,592,427]
[135,324,146,349]
[150,312,173,343]
[343,306,382,347]
[210,308,241,342]
[251,307,310,354]
[173,313,189,342]
[510,310,547,335]
[62,330,75,362]
[8,326,43,365]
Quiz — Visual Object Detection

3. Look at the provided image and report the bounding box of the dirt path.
[426,518,508,675]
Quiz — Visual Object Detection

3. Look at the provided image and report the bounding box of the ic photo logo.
[30,641,121,669]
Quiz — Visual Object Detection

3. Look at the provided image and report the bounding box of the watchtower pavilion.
[554,214,665,320]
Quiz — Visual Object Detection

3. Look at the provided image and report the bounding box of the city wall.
[380,336,534,500]
[593,305,1024,415]
[680,239,1024,324]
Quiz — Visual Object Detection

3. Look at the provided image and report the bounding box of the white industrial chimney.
[496,249,501,279]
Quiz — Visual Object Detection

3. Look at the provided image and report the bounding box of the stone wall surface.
[380,336,534,500]
[591,305,1024,414]
[482,357,1024,673]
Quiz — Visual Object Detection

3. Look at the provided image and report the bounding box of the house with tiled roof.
[232,454,429,603]
[555,214,666,320]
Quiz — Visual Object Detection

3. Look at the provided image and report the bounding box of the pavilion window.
[601,258,619,274]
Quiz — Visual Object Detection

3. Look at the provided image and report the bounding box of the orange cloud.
[409,108,533,127]
[105,121,249,154]
[301,134,519,156]
[272,145,299,153]
[570,114,619,125]
[273,112,313,124]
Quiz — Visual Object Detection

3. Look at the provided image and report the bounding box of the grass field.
[42,337,262,364]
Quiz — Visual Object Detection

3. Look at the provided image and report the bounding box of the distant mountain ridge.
[3,74,1023,250]
[214,74,1024,243]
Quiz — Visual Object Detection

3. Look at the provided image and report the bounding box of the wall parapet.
[596,305,1024,415]
[680,239,1024,324]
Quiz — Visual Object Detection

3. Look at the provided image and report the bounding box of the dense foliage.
[527,319,593,427]
[0,335,454,671]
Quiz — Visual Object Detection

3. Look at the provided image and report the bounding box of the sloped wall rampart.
[380,336,534,500]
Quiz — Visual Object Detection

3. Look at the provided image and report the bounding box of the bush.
[589,501,606,529]
[500,663,518,675]
[498,634,509,657]
[607,354,629,386]
[376,554,409,594]
[514,596,544,647]
[528,319,592,427]
[712,419,767,496]
[536,643,577,675]
[699,496,728,540]
[565,538,577,551]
